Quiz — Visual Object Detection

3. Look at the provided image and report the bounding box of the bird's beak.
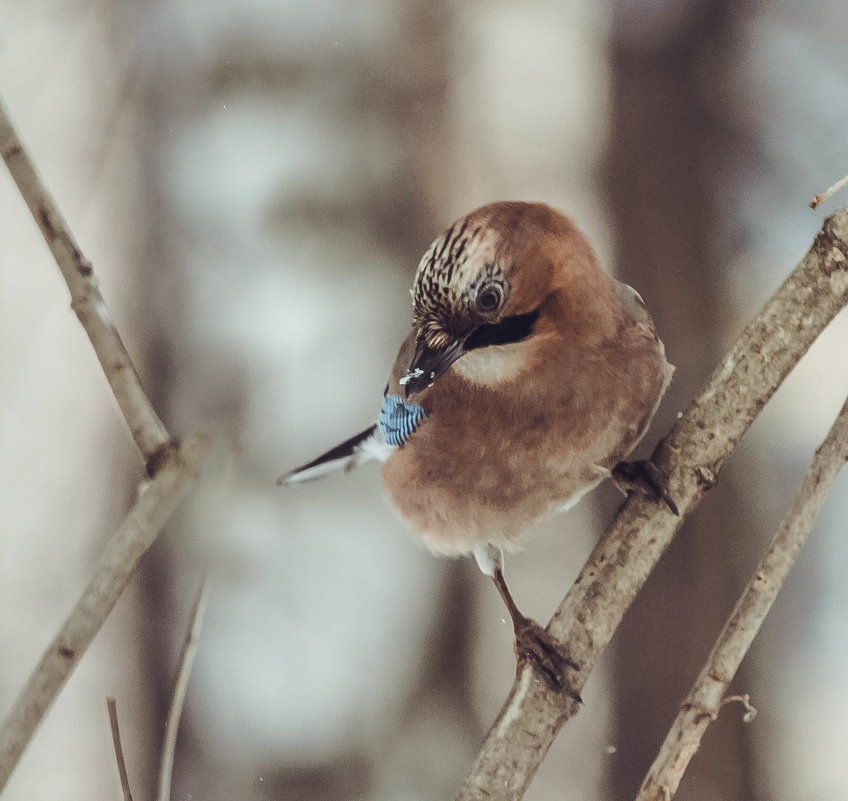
[400,334,467,398]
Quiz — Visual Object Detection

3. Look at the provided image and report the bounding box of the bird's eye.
[476,285,503,314]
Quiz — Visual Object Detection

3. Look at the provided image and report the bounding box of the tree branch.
[0,92,210,789]
[455,207,848,801]
[0,435,209,792]
[0,93,171,468]
[635,393,848,800]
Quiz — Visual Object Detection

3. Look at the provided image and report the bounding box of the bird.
[279,201,675,695]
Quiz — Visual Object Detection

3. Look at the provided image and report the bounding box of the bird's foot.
[611,459,678,516]
[513,615,582,701]
[491,565,581,699]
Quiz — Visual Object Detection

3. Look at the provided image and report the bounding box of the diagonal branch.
[0,435,209,792]
[0,94,170,468]
[455,207,848,801]
[636,393,848,801]
[0,93,211,789]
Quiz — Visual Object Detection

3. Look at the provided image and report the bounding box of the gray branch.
[455,207,848,800]
[0,94,210,790]
[0,94,170,467]
[636,393,848,800]
[0,436,208,790]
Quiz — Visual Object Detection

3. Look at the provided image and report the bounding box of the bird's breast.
[381,318,670,556]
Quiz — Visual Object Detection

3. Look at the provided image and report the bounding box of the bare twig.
[107,697,135,801]
[157,573,211,801]
[0,93,170,468]
[636,394,848,801]
[718,694,757,723]
[455,207,848,801]
[0,435,209,791]
[810,173,848,209]
[0,92,211,788]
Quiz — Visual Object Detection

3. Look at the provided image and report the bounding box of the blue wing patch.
[379,394,428,446]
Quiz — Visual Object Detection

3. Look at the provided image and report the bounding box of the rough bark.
[454,207,848,801]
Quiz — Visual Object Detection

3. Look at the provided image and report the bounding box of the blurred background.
[1,1,848,799]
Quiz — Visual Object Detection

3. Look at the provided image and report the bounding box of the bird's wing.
[613,280,652,330]
[280,329,424,486]
[380,327,430,446]
[614,278,675,388]
[387,327,420,396]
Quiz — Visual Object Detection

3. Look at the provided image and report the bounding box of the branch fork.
[0,93,209,792]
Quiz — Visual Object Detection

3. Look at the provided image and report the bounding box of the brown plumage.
[384,202,673,556]
[281,201,674,692]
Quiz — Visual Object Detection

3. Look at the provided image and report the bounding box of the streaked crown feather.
[412,219,508,348]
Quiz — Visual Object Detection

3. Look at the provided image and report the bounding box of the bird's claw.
[611,459,678,516]
[513,616,582,701]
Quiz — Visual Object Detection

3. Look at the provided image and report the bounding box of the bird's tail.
[277,425,385,485]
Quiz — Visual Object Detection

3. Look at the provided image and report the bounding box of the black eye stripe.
[465,308,540,350]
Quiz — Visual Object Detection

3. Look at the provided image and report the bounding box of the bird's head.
[400,201,590,397]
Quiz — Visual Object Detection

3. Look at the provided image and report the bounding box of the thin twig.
[0,435,209,792]
[718,694,756,723]
[157,572,211,801]
[107,697,135,801]
[636,394,848,801]
[810,173,848,209]
[0,93,171,467]
[455,207,848,801]
[0,91,211,788]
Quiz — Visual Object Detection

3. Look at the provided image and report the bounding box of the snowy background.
[1,1,848,799]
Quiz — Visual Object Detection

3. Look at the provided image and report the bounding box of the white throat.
[452,341,528,386]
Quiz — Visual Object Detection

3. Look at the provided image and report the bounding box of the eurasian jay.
[280,201,674,694]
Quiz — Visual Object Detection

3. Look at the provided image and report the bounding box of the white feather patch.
[358,433,397,463]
